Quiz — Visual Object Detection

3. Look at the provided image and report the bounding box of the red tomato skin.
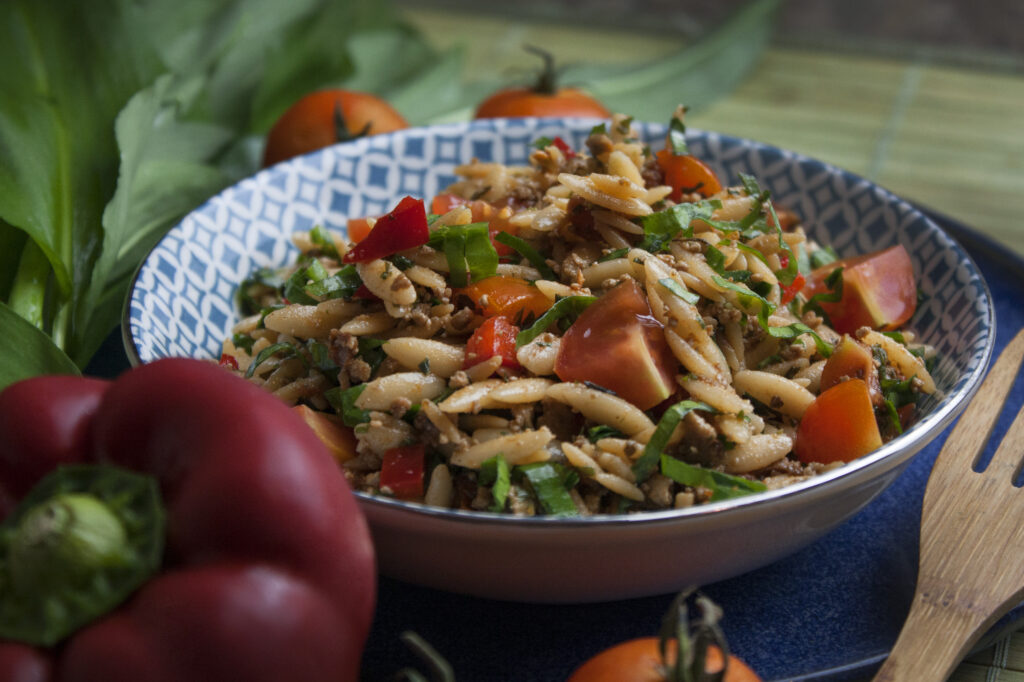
[554,280,677,410]
[566,638,761,682]
[801,245,917,335]
[379,445,425,499]
[262,89,408,167]
[795,378,883,464]
[464,316,522,370]
[457,275,553,323]
[655,149,723,200]
[342,196,428,263]
[474,88,610,119]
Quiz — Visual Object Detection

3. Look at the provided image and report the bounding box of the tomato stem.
[523,44,558,95]
[333,102,372,143]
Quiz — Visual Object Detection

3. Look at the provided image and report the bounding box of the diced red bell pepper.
[464,316,521,370]
[457,275,553,323]
[551,136,575,158]
[655,149,723,201]
[342,195,428,263]
[780,272,805,306]
[0,359,376,682]
[379,445,426,500]
[218,353,239,369]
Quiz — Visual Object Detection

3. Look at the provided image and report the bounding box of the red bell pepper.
[342,195,428,263]
[379,445,426,500]
[0,358,376,682]
[464,316,522,371]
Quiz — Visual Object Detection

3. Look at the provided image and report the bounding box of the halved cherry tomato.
[430,193,519,256]
[554,280,677,410]
[292,405,358,463]
[342,196,428,263]
[795,378,883,464]
[567,638,761,682]
[801,245,917,335]
[464,316,521,370]
[474,46,609,119]
[655,149,723,201]
[379,444,425,500]
[262,89,408,167]
[457,276,552,324]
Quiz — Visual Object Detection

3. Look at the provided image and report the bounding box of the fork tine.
[985,399,1024,479]
[934,329,1024,471]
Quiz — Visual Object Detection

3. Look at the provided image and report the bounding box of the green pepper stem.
[9,493,129,592]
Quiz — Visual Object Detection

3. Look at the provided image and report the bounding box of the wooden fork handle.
[873,586,991,681]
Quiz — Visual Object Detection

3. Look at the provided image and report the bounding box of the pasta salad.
[222,110,936,516]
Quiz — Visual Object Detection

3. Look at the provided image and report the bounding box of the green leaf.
[493,232,556,280]
[427,222,497,287]
[657,278,700,305]
[0,303,80,390]
[516,295,597,347]
[516,462,579,517]
[660,455,767,501]
[637,200,719,253]
[325,383,371,427]
[479,455,511,513]
[633,400,717,482]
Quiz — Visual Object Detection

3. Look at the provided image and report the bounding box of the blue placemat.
[89,208,1022,682]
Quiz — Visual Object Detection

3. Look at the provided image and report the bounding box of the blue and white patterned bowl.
[125,118,993,603]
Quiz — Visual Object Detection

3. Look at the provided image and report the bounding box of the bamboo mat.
[403,8,1024,680]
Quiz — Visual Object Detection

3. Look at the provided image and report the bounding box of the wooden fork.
[874,328,1024,681]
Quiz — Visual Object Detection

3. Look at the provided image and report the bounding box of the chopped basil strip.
[245,342,306,378]
[304,264,361,300]
[599,247,629,262]
[237,267,287,315]
[515,295,597,347]
[636,200,719,253]
[586,424,625,442]
[802,266,844,322]
[705,245,752,283]
[493,232,556,280]
[516,462,578,517]
[427,222,498,287]
[657,278,699,305]
[357,337,388,375]
[532,136,554,149]
[231,333,255,353]
[388,255,415,271]
[590,123,607,136]
[736,173,799,286]
[810,245,839,270]
[479,455,511,513]
[324,384,371,427]
[633,400,717,482]
[310,225,340,260]
[660,455,767,501]
[417,358,430,374]
[307,340,337,372]
[667,115,688,155]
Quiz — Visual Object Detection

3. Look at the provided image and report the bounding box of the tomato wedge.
[801,245,917,334]
[655,149,723,201]
[554,280,676,410]
[794,379,882,464]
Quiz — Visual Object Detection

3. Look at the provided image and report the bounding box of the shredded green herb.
[427,222,498,287]
[324,384,371,427]
[493,232,556,280]
[479,455,511,513]
[515,295,597,347]
[660,455,767,501]
[633,400,717,482]
[516,462,578,517]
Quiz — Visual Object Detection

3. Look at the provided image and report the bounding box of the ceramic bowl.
[125,118,994,603]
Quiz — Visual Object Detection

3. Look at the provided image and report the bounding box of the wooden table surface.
[403,6,1024,680]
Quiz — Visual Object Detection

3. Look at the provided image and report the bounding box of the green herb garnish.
[515,295,597,347]
[633,400,717,482]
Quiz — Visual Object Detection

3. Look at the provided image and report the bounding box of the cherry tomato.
[794,378,883,464]
[567,638,761,682]
[801,245,917,334]
[464,316,521,370]
[474,46,609,119]
[554,280,677,410]
[262,89,408,167]
[655,149,723,201]
[457,276,552,324]
[820,335,880,404]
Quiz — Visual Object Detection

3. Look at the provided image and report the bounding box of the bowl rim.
[122,116,997,527]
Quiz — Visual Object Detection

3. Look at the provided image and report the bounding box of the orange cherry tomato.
[795,378,883,464]
[655,149,723,201]
[820,335,880,403]
[566,638,762,682]
[801,245,917,335]
[262,89,408,167]
[474,46,609,119]
[457,275,552,323]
